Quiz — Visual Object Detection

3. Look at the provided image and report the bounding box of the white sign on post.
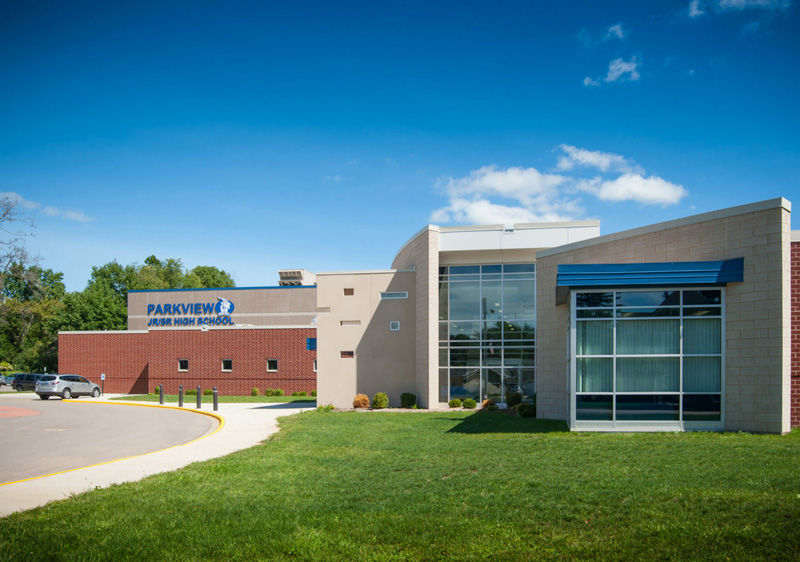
[101,373,105,381]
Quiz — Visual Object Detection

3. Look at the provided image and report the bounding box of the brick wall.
[791,241,800,428]
[58,327,317,396]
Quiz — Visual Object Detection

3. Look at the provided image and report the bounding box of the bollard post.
[179,385,184,408]
[159,384,164,405]
[196,386,201,409]
[213,386,218,411]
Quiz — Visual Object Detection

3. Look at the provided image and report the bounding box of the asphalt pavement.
[0,392,316,517]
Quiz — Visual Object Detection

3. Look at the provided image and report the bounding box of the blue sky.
[1,0,798,292]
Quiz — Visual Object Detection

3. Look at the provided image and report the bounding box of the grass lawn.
[112,394,316,403]
[1,411,799,561]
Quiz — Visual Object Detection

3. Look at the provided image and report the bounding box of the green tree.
[185,265,235,289]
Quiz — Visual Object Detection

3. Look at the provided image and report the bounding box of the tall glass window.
[439,264,535,403]
[572,289,723,427]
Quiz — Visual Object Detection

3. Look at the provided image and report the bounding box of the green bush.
[372,392,389,409]
[506,392,522,408]
[186,389,197,396]
[274,388,284,397]
[251,387,260,396]
[203,389,213,396]
[487,404,499,411]
[298,391,308,396]
[265,388,285,396]
[311,390,317,397]
[448,398,463,408]
[517,403,536,418]
[463,398,477,409]
[291,392,299,396]
[316,404,334,412]
[400,392,417,408]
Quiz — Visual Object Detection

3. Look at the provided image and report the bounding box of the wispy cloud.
[605,57,640,82]
[689,0,707,17]
[606,23,625,39]
[1,192,93,223]
[430,146,688,225]
[583,76,600,87]
[718,0,791,10]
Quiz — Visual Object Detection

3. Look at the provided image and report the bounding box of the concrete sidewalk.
[0,396,316,517]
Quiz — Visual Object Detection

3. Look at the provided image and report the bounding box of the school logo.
[216,297,234,316]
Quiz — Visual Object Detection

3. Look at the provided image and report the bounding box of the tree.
[0,194,35,296]
[185,265,235,289]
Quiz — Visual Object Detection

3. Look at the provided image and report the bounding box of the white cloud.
[557,145,643,174]
[605,57,640,82]
[431,147,689,225]
[577,173,688,206]
[324,175,343,183]
[606,23,625,39]
[0,191,92,223]
[583,76,600,87]
[689,0,706,17]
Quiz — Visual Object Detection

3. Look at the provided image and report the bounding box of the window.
[222,359,233,372]
[439,264,536,405]
[344,288,354,296]
[341,351,354,358]
[178,359,189,372]
[267,359,278,372]
[390,321,400,331]
[313,359,317,372]
[340,320,361,326]
[380,292,408,300]
[572,289,723,429]
[306,337,317,350]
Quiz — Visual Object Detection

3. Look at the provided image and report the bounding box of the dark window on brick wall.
[178,359,189,371]
[306,337,317,350]
[267,359,278,372]
[222,359,233,372]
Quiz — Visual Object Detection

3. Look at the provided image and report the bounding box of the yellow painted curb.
[0,400,225,488]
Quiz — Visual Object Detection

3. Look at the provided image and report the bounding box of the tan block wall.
[316,271,416,409]
[392,227,440,408]
[127,287,317,330]
[537,204,791,434]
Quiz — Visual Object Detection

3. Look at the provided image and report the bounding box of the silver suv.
[35,375,101,400]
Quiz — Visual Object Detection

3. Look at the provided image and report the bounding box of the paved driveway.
[0,394,216,484]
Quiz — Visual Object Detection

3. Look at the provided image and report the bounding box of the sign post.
[101,373,105,396]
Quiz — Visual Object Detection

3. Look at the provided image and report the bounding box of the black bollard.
[213,386,218,411]
[179,384,184,408]
[196,386,201,409]
[159,384,164,405]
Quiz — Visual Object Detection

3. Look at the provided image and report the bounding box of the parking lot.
[0,392,217,484]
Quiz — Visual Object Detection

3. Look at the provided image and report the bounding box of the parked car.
[12,373,46,391]
[35,375,101,400]
[5,375,14,385]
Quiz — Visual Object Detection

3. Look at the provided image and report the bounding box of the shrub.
[311,390,317,397]
[518,403,536,418]
[463,398,477,409]
[506,392,522,408]
[316,404,335,412]
[203,389,213,396]
[482,398,495,408]
[291,392,299,396]
[353,394,370,409]
[298,391,308,396]
[400,392,417,408]
[274,388,284,397]
[186,389,197,396]
[251,387,260,396]
[372,392,389,409]
[487,404,499,411]
[449,398,463,408]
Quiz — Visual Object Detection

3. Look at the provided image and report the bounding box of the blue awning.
[555,258,744,304]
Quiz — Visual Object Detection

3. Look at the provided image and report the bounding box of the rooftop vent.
[278,269,316,286]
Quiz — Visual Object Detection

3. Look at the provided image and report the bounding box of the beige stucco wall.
[127,287,317,330]
[392,227,440,408]
[536,198,791,434]
[316,271,416,409]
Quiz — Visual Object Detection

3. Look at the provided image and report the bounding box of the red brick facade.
[792,242,800,428]
[58,328,317,396]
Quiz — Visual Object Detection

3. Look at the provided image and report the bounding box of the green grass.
[112,394,316,403]
[2,411,799,561]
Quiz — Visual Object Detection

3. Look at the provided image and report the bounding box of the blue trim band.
[129,285,316,294]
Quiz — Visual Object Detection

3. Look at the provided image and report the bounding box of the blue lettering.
[187,318,195,326]
[164,304,173,314]
[202,303,214,314]
[154,304,163,315]
[194,303,201,314]
[147,304,155,315]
